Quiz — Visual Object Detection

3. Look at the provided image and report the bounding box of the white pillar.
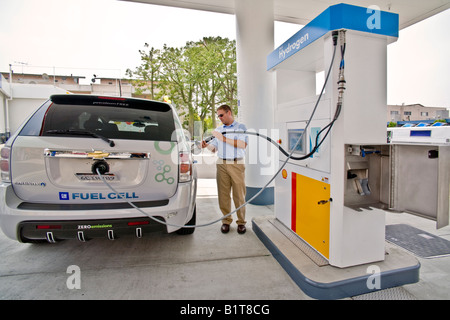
[235,0,275,205]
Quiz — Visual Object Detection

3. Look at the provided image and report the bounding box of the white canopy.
[122,0,450,29]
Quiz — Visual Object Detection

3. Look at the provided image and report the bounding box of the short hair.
[217,104,233,115]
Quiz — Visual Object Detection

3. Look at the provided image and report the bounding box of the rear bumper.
[0,177,197,242]
[18,217,165,242]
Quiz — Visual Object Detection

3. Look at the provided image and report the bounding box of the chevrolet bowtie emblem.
[88,151,110,159]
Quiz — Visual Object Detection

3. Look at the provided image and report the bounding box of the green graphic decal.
[155,165,174,185]
[154,141,176,155]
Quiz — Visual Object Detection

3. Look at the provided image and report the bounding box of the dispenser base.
[252,215,420,300]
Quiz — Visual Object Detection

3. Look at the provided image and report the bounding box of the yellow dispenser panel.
[292,173,330,259]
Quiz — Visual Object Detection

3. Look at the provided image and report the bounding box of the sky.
[0,0,449,108]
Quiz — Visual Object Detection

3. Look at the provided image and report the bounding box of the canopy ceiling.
[122,0,450,29]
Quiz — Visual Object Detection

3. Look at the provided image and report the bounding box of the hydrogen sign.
[267,3,398,70]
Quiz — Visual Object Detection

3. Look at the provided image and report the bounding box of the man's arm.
[212,131,247,149]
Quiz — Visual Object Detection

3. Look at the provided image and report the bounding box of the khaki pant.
[216,160,246,226]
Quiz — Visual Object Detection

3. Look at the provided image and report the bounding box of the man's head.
[217,105,234,126]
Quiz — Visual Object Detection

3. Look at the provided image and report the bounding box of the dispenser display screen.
[288,129,306,154]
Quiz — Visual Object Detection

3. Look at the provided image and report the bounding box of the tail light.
[1,146,11,183]
[179,151,192,182]
[127,221,150,226]
[36,225,62,230]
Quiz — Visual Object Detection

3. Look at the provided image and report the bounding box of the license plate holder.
[75,173,117,182]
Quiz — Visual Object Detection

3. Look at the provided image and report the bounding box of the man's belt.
[220,158,244,161]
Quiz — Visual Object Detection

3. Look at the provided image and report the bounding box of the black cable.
[208,38,340,161]
[209,31,346,163]
[98,31,346,230]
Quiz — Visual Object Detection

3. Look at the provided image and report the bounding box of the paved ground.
[0,179,309,300]
[0,179,449,300]
[384,210,450,300]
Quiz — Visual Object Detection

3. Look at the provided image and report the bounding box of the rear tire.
[176,205,196,235]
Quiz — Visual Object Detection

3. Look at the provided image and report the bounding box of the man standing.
[202,105,248,234]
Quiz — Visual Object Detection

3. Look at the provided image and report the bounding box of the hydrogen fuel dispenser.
[270,4,399,268]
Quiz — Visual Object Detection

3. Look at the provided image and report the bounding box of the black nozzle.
[332,31,339,46]
[92,160,110,175]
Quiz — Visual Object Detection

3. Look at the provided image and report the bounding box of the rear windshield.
[20,97,176,142]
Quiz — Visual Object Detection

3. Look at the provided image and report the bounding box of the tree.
[188,37,228,129]
[125,43,161,100]
[158,44,197,134]
[182,37,237,132]
[127,37,237,135]
[212,38,238,117]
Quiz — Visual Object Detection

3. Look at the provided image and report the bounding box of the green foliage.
[388,121,397,127]
[126,37,237,135]
[125,44,161,100]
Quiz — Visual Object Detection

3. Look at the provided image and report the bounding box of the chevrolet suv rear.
[0,94,197,243]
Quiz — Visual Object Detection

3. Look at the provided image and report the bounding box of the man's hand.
[202,140,217,152]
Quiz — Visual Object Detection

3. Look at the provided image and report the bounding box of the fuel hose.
[97,30,346,230]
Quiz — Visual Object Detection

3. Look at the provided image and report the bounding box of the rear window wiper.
[45,129,115,147]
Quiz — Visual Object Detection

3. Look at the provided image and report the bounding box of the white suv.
[0,94,197,243]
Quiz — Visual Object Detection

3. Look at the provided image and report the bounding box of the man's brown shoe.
[221,224,230,234]
[237,225,246,234]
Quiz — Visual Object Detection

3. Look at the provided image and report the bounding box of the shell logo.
[282,169,288,179]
